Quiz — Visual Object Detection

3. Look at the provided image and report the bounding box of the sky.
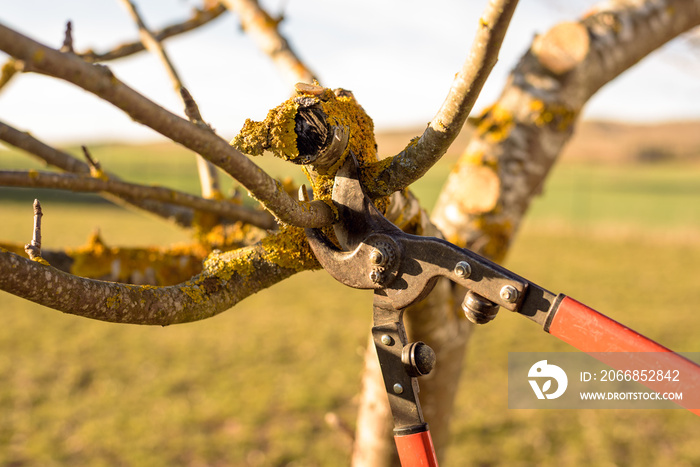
[0,0,699,145]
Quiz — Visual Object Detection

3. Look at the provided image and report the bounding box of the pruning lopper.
[305,154,700,467]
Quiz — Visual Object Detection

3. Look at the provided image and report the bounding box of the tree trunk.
[351,1,700,465]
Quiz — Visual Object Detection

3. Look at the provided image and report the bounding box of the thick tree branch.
[0,23,335,228]
[0,227,314,324]
[369,0,519,196]
[432,0,700,257]
[222,0,316,86]
[0,170,276,229]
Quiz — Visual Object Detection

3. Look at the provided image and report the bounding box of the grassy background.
[1,131,700,466]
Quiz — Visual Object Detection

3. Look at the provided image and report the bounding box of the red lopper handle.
[547,295,700,415]
[394,429,439,467]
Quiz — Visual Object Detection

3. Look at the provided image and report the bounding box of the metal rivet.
[454,261,471,278]
[500,285,519,303]
[381,334,394,346]
[393,383,404,394]
[369,249,384,265]
[369,270,380,283]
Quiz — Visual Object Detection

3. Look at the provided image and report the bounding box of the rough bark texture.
[353,1,700,465]
[433,0,700,257]
[0,227,315,324]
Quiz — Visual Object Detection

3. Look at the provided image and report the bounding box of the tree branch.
[0,227,315,324]
[0,170,276,229]
[80,2,228,63]
[0,23,335,228]
[0,3,227,93]
[368,0,519,196]
[432,0,700,258]
[222,0,316,86]
[0,119,194,227]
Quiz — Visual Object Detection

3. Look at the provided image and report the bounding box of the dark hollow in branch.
[295,104,331,162]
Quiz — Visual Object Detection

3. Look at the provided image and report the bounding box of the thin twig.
[180,86,209,128]
[0,170,276,229]
[369,0,519,196]
[181,86,222,198]
[81,145,101,172]
[23,199,44,262]
[119,0,183,90]
[0,24,335,227]
[222,0,316,86]
[60,21,74,53]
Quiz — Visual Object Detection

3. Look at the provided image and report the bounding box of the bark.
[433,0,700,256]
[0,227,315,324]
[353,1,700,465]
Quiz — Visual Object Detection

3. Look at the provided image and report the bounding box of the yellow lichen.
[90,167,109,181]
[471,214,513,262]
[28,169,39,179]
[529,99,577,132]
[180,285,205,303]
[105,294,122,309]
[261,225,320,273]
[472,103,515,142]
[230,100,300,160]
[31,256,50,266]
[32,49,45,64]
[68,231,208,286]
[231,85,385,212]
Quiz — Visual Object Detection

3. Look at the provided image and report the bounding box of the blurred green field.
[1,143,700,466]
